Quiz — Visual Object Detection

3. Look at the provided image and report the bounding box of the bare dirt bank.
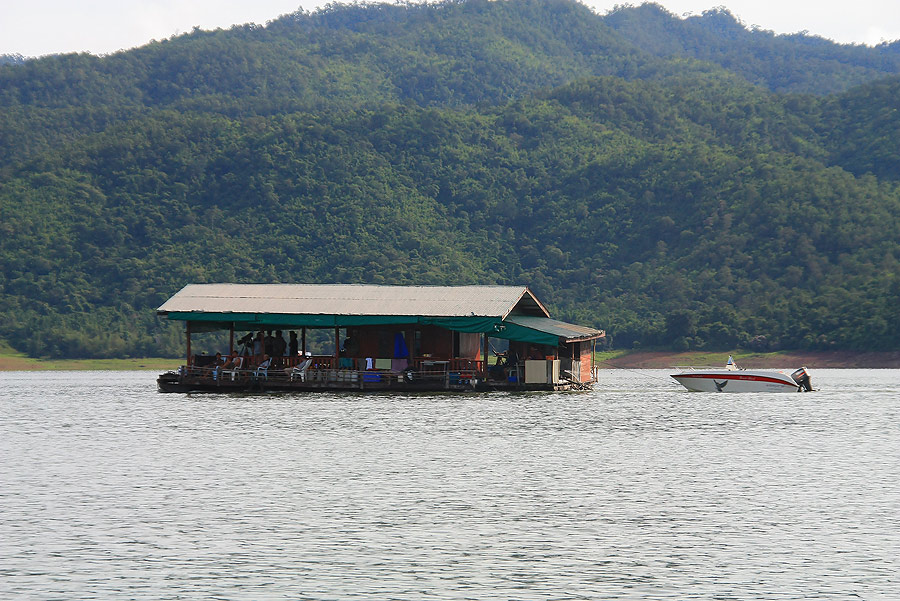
[598,351,900,369]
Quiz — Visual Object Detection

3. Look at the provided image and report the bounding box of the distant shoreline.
[0,355,180,371]
[2,350,899,371]
[595,350,900,369]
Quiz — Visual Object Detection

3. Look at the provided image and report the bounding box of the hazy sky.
[3,0,899,58]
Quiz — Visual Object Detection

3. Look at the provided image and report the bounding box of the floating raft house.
[156,284,604,392]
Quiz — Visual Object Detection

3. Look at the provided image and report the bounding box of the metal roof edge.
[500,286,550,320]
[524,287,551,319]
[504,315,605,343]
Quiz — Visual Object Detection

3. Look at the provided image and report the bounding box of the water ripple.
[1,369,898,599]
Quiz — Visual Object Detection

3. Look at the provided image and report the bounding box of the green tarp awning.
[166,311,600,347]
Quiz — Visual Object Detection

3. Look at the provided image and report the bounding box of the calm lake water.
[1,369,898,600]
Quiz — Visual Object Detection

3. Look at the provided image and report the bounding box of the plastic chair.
[291,358,313,382]
[255,359,271,380]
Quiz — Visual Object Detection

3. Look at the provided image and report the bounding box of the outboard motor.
[791,367,812,392]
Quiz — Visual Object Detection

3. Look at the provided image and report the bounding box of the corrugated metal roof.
[158,284,549,318]
[505,315,604,342]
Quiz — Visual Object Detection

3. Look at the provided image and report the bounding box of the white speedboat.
[671,356,812,393]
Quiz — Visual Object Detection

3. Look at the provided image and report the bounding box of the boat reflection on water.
[671,356,813,393]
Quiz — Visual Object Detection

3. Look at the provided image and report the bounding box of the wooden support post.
[482,333,488,377]
[334,327,340,368]
[572,342,576,381]
[301,327,306,356]
[186,321,192,366]
[229,323,235,354]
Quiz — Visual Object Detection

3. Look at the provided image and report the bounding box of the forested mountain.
[0,55,26,67]
[1,0,899,358]
[604,3,900,94]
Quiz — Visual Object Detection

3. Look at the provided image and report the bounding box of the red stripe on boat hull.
[672,373,795,386]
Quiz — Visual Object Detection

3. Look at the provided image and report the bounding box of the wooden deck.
[157,362,585,393]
